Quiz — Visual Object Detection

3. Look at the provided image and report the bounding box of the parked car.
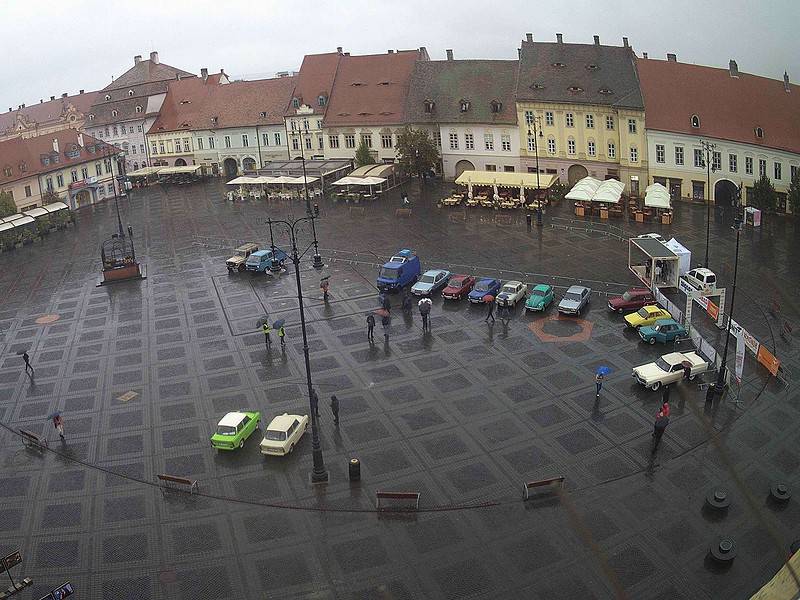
[558,285,591,315]
[226,243,259,272]
[377,249,421,292]
[210,411,261,450]
[632,351,709,391]
[638,319,689,345]
[525,284,555,312]
[684,267,717,294]
[608,288,657,313]
[259,413,309,456]
[412,269,451,296]
[624,305,673,329]
[442,274,475,300]
[468,278,502,303]
[246,247,289,273]
[496,281,527,307]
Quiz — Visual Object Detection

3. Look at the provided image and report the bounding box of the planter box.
[635,212,644,223]
[600,208,609,220]
[102,263,141,283]
[661,213,672,225]
[575,205,585,217]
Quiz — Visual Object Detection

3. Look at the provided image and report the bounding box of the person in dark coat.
[652,411,669,452]
[382,313,391,341]
[418,297,432,331]
[330,395,340,424]
[484,299,495,323]
[310,390,320,418]
[402,293,413,314]
[366,314,375,342]
[595,373,604,398]
[22,351,33,374]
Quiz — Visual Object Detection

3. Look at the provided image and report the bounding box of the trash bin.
[349,458,361,481]
[526,213,532,230]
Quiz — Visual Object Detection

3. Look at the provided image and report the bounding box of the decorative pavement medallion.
[35,314,60,324]
[528,315,594,343]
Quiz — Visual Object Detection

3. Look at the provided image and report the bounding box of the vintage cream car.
[259,413,309,456]
[226,243,259,272]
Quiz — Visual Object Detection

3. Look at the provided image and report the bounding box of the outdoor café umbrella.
[374,308,390,318]
[596,366,612,376]
[482,294,495,303]
[272,319,286,329]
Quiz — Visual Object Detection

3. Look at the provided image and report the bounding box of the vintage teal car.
[638,319,688,345]
[210,411,261,450]
[525,284,555,312]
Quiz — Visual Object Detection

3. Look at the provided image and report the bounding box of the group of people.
[261,322,286,349]
[367,292,434,342]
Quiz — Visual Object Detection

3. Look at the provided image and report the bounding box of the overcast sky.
[3,0,799,111]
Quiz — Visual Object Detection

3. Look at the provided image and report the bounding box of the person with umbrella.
[19,350,33,375]
[418,297,432,331]
[484,295,496,323]
[50,412,65,439]
[274,319,286,349]
[259,318,272,348]
[595,366,611,398]
[378,309,391,341]
[320,275,330,303]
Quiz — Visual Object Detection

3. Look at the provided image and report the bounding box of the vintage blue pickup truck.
[246,247,289,273]
[376,249,421,292]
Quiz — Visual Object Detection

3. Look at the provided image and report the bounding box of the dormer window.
[423,99,435,113]
[211,116,218,125]
[181,122,190,128]
[292,98,300,108]
[598,88,614,95]
[378,81,390,86]
[586,64,599,70]
[530,83,546,90]
[317,95,327,107]
[459,99,471,112]
[3,166,11,177]
[490,100,502,113]
[105,94,111,101]
[691,114,700,128]
[351,82,365,87]
[551,62,566,68]
[19,162,27,172]
[568,86,584,93]
[88,114,95,120]
[755,127,764,138]
[179,100,191,105]
[111,109,118,117]
[128,90,134,96]
[41,155,50,166]
[135,105,143,113]
[260,111,267,118]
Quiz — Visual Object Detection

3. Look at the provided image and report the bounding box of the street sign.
[0,550,21,574]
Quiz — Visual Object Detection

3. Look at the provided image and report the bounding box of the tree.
[788,169,800,216]
[41,189,62,205]
[396,127,439,180]
[0,191,17,219]
[354,139,374,168]
[749,174,777,212]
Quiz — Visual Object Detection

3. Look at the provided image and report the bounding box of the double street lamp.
[527,114,544,194]
[699,139,718,268]
[288,124,323,269]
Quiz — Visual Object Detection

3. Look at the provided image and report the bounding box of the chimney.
[77,133,84,147]
[79,89,84,94]
[134,55,142,65]
[387,49,394,53]
[21,103,25,108]
[525,33,533,42]
[623,37,629,48]
[150,51,159,64]
[344,52,350,56]
[667,53,677,62]
[593,35,600,45]
[643,52,648,59]
[556,33,563,44]
[336,46,343,54]
[61,93,67,98]
[729,59,739,78]
[785,71,791,92]
[176,73,182,81]
[40,99,43,104]
[50,95,55,101]
[446,49,454,61]
[201,67,208,81]
[52,138,59,153]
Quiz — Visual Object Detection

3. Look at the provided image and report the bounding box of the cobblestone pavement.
[0,180,798,599]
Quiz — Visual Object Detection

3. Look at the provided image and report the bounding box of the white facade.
[437,124,521,179]
[285,107,326,160]
[195,125,289,174]
[322,125,403,163]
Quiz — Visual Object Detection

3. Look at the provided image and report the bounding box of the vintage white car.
[632,351,709,391]
[259,413,309,456]
[496,281,527,307]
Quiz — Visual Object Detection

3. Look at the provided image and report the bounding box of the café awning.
[23,207,50,218]
[454,170,557,189]
[227,176,259,185]
[8,215,34,226]
[159,165,200,175]
[43,202,69,213]
[644,183,672,209]
[285,176,320,185]
[127,166,162,177]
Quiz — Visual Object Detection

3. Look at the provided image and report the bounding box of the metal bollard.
[349,458,361,481]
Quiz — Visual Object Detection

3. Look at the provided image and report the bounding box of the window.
[183,139,190,152]
[261,133,269,146]
[344,134,355,149]
[173,140,180,153]
[71,170,78,183]
[567,138,576,155]
[755,127,764,138]
[691,114,700,128]
[151,142,158,155]
[159,141,165,154]
[628,119,637,134]
[434,131,441,147]
[107,183,114,194]
[113,126,118,136]
[46,177,53,191]
[655,144,665,163]
[224,136,231,148]
[317,120,322,130]
[630,146,638,162]
[729,154,737,173]
[318,95,326,107]
[291,137,300,151]
[459,99,470,112]
[585,114,594,128]
[96,163,102,176]
[290,120,297,131]
[565,113,574,127]
[305,136,312,150]
[104,159,112,174]
[129,126,134,133]
[105,127,110,137]
[240,134,248,147]
[57,174,64,187]
[774,162,782,180]
[484,133,494,151]
[792,165,799,181]
[503,165,515,172]
[712,151,721,171]
[606,115,614,130]
[587,140,596,156]
[547,137,556,154]
[361,134,372,148]
[303,119,309,130]
[464,133,473,150]
[675,146,684,165]
[24,185,31,197]
[128,90,134,97]
[292,98,299,108]
[527,135,536,152]
[135,105,142,113]
[694,149,703,168]
[545,111,554,126]
[197,137,204,150]
[137,125,143,132]
[2,166,10,177]
[449,132,459,150]
[501,135,511,151]
[131,145,136,154]
[490,100,502,113]
[111,110,118,118]
[381,133,393,149]
[485,164,496,171]
[524,110,534,125]
[273,133,280,146]
[317,135,323,149]
[759,159,767,177]
[105,94,111,101]
[329,135,339,149]
[208,137,215,149]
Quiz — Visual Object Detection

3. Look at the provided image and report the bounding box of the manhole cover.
[35,314,60,324]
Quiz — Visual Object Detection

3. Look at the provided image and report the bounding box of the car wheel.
[238,264,245,272]
[289,444,294,453]
[618,308,624,314]
[651,381,661,391]
[239,439,244,449]
[649,337,656,345]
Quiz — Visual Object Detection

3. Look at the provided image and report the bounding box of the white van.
[685,268,717,294]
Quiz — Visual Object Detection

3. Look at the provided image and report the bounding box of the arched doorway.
[567,164,589,185]
[223,158,238,177]
[454,160,475,178]
[175,158,187,167]
[714,179,738,206]
[75,190,91,208]
[133,162,139,171]
[242,157,256,172]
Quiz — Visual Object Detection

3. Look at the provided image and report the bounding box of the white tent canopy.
[591,179,624,204]
[665,238,691,275]
[565,177,602,201]
[644,183,672,209]
[565,177,624,203]
[43,202,69,213]
[227,176,259,185]
[285,176,320,185]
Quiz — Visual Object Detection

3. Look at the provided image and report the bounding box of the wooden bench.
[20,429,48,451]
[157,473,198,494]
[376,490,420,511]
[523,476,565,500]
[395,208,412,218]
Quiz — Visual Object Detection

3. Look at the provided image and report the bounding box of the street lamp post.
[290,124,323,269]
[266,210,328,483]
[700,139,717,268]
[103,144,125,239]
[527,115,544,197]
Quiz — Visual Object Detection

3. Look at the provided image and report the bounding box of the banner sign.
[757,345,781,376]
[742,328,760,355]
[735,328,745,383]
[706,299,719,320]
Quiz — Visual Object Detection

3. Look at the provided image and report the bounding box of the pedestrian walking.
[660,401,671,417]
[310,390,320,418]
[330,394,340,425]
[382,313,391,341]
[402,293,413,314]
[418,297,432,331]
[595,373,604,397]
[278,325,286,349]
[320,277,330,303]
[53,414,65,439]
[652,411,670,452]
[401,190,409,205]
[380,293,391,312]
[484,300,495,323]
[366,314,375,342]
[683,362,692,381]
[22,351,33,375]
[262,322,272,348]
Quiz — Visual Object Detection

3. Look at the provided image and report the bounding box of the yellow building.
[515,33,648,194]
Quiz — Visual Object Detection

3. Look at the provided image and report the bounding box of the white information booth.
[628,237,681,289]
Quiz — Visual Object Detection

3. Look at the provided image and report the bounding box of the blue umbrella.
[596,366,612,376]
[47,410,62,420]
[272,319,286,329]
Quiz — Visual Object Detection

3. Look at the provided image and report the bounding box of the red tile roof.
[325,50,423,126]
[150,75,297,133]
[0,91,98,136]
[0,130,120,187]
[637,58,800,154]
[283,53,342,117]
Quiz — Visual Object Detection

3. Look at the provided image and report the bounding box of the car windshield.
[379,267,399,280]
[655,357,671,371]
[216,425,237,436]
[622,291,633,301]
[265,430,287,441]
[419,274,435,284]
[532,288,546,297]
[637,307,649,317]
[474,281,492,292]
[502,285,516,293]
[236,251,247,257]
[448,278,464,288]
[565,292,581,302]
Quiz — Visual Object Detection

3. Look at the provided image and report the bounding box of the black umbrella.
[15,349,28,356]
[256,316,270,328]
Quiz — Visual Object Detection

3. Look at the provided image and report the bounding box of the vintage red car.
[441,274,475,300]
[608,288,657,313]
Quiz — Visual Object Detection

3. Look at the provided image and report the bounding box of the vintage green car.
[210,411,261,450]
[525,284,555,312]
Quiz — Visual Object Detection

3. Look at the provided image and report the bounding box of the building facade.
[0,91,97,142]
[637,55,799,211]
[515,34,648,193]
[0,130,122,211]
[84,52,195,174]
